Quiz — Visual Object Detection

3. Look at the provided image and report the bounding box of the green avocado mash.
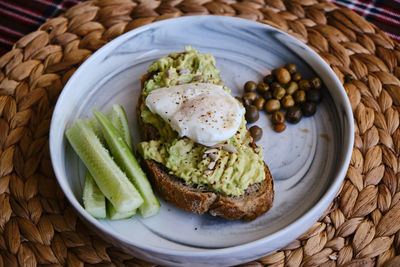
[137,46,265,196]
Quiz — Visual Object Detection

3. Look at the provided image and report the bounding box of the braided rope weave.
[0,0,399,266]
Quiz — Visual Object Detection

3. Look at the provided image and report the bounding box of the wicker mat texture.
[0,0,400,266]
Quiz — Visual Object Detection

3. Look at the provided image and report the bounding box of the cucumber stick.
[93,110,160,217]
[107,201,136,220]
[66,119,143,213]
[82,112,137,220]
[107,105,133,150]
[83,172,106,219]
[107,104,136,220]
[83,118,107,218]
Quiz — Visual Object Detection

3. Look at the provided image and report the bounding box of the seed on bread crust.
[208,153,219,162]
[204,170,213,175]
[222,144,238,153]
[204,148,218,154]
[208,161,216,170]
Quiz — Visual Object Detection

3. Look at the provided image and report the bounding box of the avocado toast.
[136,47,274,221]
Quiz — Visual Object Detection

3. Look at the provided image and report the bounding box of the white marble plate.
[50,16,354,266]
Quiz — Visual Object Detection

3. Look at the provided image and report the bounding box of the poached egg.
[145,83,245,146]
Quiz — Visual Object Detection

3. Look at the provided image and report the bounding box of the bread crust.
[137,76,274,221]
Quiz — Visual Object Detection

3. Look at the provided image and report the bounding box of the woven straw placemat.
[0,0,399,266]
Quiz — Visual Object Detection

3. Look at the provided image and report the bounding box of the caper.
[254,98,265,110]
[285,63,297,74]
[299,79,311,91]
[302,102,317,117]
[294,90,306,104]
[265,99,281,113]
[292,72,302,82]
[244,81,257,92]
[307,89,322,103]
[281,95,295,109]
[235,96,244,105]
[249,125,263,141]
[271,111,285,125]
[243,97,252,107]
[262,91,273,100]
[271,82,281,90]
[245,105,259,123]
[243,92,257,102]
[311,77,322,90]
[273,87,286,100]
[274,123,286,133]
[263,74,274,84]
[286,106,302,124]
[257,82,270,94]
[274,68,291,84]
[286,81,298,95]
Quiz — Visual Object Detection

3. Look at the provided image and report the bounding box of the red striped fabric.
[332,0,400,42]
[0,0,80,56]
[0,0,398,56]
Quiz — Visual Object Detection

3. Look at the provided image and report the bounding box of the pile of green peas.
[240,63,323,139]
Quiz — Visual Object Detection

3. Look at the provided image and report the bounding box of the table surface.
[0,0,399,56]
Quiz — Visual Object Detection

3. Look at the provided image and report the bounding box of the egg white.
[145,83,245,146]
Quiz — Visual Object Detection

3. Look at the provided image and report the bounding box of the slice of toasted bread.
[137,78,274,221]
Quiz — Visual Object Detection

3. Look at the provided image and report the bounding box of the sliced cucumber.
[66,119,143,213]
[107,105,133,150]
[107,201,136,220]
[107,105,136,220]
[82,172,106,218]
[83,119,107,218]
[93,110,160,217]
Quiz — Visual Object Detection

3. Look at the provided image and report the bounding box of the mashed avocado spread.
[137,46,265,196]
